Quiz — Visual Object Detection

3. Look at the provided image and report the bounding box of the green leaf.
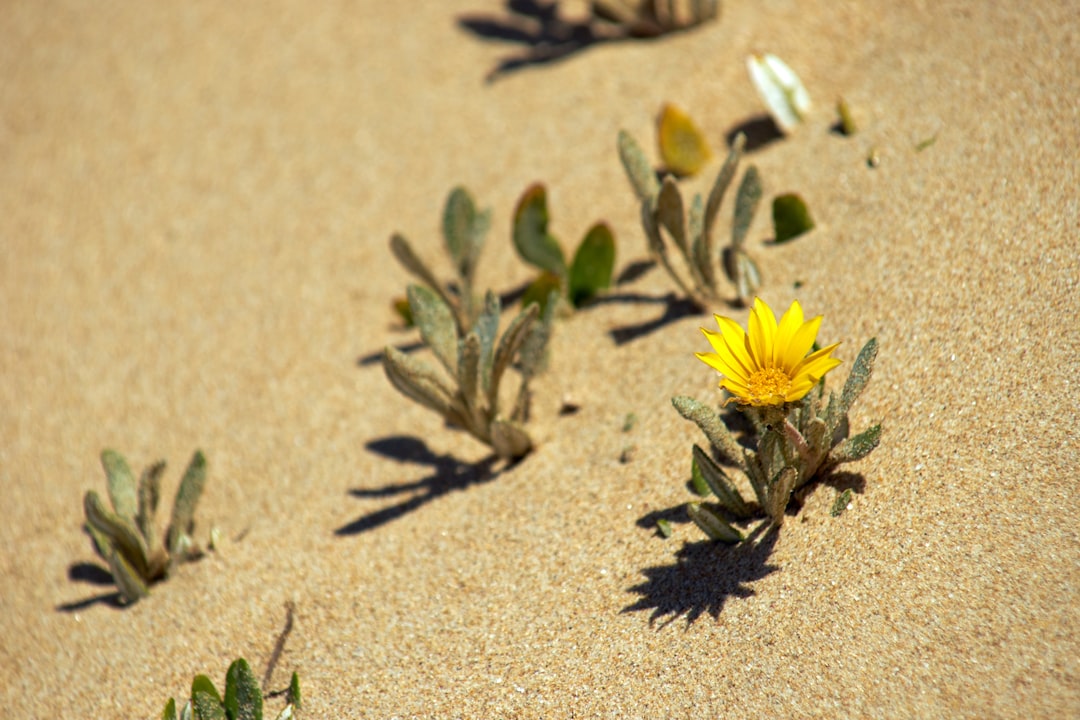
[520,272,562,317]
[831,488,854,517]
[84,520,112,562]
[731,166,762,249]
[288,672,302,710]
[831,424,882,465]
[458,332,483,426]
[689,457,711,497]
[225,658,263,720]
[84,490,150,578]
[839,337,878,420]
[490,419,533,460]
[101,449,138,520]
[488,302,539,415]
[382,346,456,417]
[742,448,768,508]
[692,445,753,518]
[389,233,442,295]
[442,186,489,283]
[516,291,555,382]
[167,451,207,559]
[392,297,414,327]
[107,545,150,603]
[766,466,797,525]
[617,130,660,202]
[192,690,226,720]
[687,502,743,543]
[772,193,815,243]
[703,133,745,244]
[656,177,688,258]
[512,184,566,278]
[407,284,459,377]
[656,518,673,538]
[191,675,223,713]
[163,698,178,720]
[137,460,165,551]
[568,222,616,307]
[670,396,746,470]
[657,103,712,177]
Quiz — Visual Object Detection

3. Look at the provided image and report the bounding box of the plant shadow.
[624,523,780,626]
[726,115,785,152]
[335,436,503,536]
[607,292,703,345]
[56,562,127,612]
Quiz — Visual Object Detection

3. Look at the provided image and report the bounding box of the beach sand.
[1,0,1077,717]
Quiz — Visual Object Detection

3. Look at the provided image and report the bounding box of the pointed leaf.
[383,346,455,416]
[225,658,263,720]
[836,97,857,136]
[191,675,223,710]
[137,460,165,550]
[389,233,442,293]
[747,53,812,134]
[568,222,616,306]
[692,444,752,517]
[657,103,712,177]
[766,466,797,525]
[689,194,713,289]
[839,338,878,419]
[670,396,746,469]
[657,176,689,257]
[516,292,555,381]
[163,698,178,720]
[180,700,194,720]
[471,291,500,395]
[772,193,815,243]
[831,488,854,517]
[704,133,746,244]
[84,490,150,578]
[167,450,207,558]
[107,545,151,603]
[743,448,768,508]
[731,166,762,249]
[101,449,138,520]
[489,302,539,413]
[640,197,666,257]
[407,284,458,376]
[831,424,881,465]
[458,332,483,426]
[490,419,533,460]
[288,672,302,710]
[442,186,489,283]
[191,690,226,720]
[512,184,566,278]
[687,502,743,543]
[617,130,660,202]
[84,521,112,562]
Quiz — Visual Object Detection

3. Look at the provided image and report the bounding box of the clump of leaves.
[383,285,554,461]
[513,183,616,311]
[389,186,491,334]
[162,658,301,720]
[592,0,720,37]
[82,449,209,604]
[673,338,881,543]
[618,129,764,307]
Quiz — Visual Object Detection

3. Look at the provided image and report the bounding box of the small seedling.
[747,53,812,134]
[675,299,881,543]
[772,193,815,243]
[383,285,554,461]
[82,449,209,604]
[618,129,764,307]
[162,658,301,720]
[513,183,616,311]
[389,186,491,334]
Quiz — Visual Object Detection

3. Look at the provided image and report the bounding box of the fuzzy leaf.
[766,466,797,525]
[839,338,878,419]
[288,672,302,711]
[513,184,566,278]
[167,450,206,559]
[383,346,455,417]
[687,502,743,543]
[640,197,666,257]
[407,284,458,377]
[617,130,660,202]
[831,488,854,517]
[225,658,263,720]
[831,424,881,465]
[670,396,746,470]
[704,133,746,242]
[389,233,442,293]
[488,303,539,415]
[516,293,555,382]
[731,165,762,249]
[84,521,113,562]
[472,291,500,394]
[490,419,533,460]
[692,445,753,518]
[442,186,489,283]
[722,246,761,306]
[658,103,712,177]
[84,490,150,578]
[743,448,768,508]
[163,698,178,720]
[568,222,616,306]
[191,690,226,720]
[747,53,811,134]
[101,449,138,520]
[772,193,815,243]
[458,332,483,426]
[107,545,151,603]
[657,176,689,257]
[137,460,165,549]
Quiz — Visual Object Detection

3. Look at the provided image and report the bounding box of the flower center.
[747,367,792,403]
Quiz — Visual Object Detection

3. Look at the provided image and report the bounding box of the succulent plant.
[618,129,763,308]
[389,186,491,334]
[82,449,209,604]
[674,338,882,542]
[512,182,616,311]
[382,285,554,461]
[163,658,301,720]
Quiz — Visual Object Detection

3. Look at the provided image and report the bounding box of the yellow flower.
[696,298,842,407]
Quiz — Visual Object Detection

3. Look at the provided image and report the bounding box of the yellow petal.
[749,298,777,367]
[716,316,756,377]
[773,300,804,368]
[695,350,748,383]
[784,314,823,369]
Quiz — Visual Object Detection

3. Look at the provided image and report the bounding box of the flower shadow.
[335,436,502,536]
[56,562,127,612]
[623,524,780,626]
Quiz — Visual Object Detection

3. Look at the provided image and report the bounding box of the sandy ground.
[1,0,1077,717]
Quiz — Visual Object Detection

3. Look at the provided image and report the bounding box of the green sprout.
[513,182,616,311]
[389,186,491,334]
[82,449,209,604]
[382,285,554,461]
[162,658,301,720]
[618,130,764,308]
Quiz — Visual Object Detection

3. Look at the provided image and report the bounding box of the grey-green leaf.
[831,424,882,465]
[389,233,441,292]
[568,222,616,307]
[458,332,483,423]
[442,186,488,282]
[167,450,207,558]
[407,284,459,376]
[687,502,743,543]
[137,460,165,549]
[383,346,455,416]
[670,396,746,470]
[472,291,500,395]
[831,488,854,517]
[772,193,815,243]
[513,183,566,278]
[704,133,746,242]
[191,690,226,720]
[839,337,878,419]
[657,176,688,257]
[84,490,150,578]
[101,449,138,520]
[766,466,797,525]
[224,658,263,720]
[692,444,752,518]
[489,302,539,413]
[617,129,660,202]
[731,165,762,249]
[107,545,151,603]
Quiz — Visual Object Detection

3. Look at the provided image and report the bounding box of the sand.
[1,0,1077,717]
